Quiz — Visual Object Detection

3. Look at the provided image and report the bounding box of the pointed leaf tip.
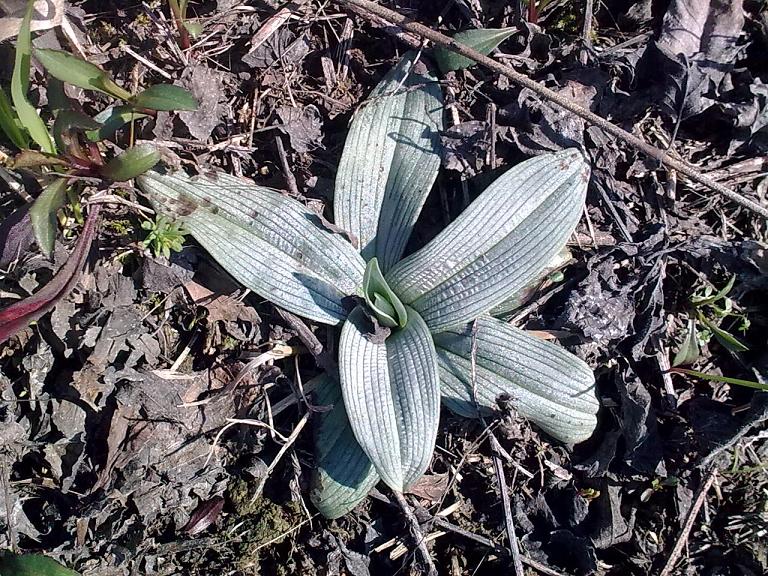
[101,144,161,181]
[334,52,444,273]
[29,178,67,258]
[131,84,199,111]
[434,28,517,73]
[363,258,407,328]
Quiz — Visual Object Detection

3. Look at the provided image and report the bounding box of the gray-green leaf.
[433,28,516,73]
[339,305,440,491]
[310,374,380,519]
[387,149,589,333]
[137,170,366,325]
[334,52,444,273]
[30,178,67,258]
[434,316,599,444]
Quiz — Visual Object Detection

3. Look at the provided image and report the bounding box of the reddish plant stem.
[0,204,101,343]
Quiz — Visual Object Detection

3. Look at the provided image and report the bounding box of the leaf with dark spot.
[0,203,34,268]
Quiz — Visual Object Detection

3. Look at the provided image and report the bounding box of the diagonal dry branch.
[336,0,768,220]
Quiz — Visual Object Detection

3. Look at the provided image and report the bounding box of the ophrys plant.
[137,52,599,518]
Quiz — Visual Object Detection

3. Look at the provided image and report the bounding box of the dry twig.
[659,468,718,576]
[391,491,438,576]
[336,0,768,220]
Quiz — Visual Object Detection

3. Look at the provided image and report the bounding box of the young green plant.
[136,52,599,518]
[673,275,750,366]
[0,2,197,258]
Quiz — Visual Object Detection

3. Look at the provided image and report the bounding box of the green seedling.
[168,0,202,50]
[137,52,599,519]
[140,216,187,259]
[673,276,750,366]
[0,1,198,259]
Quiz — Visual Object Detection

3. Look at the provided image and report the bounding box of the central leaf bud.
[362,258,408,328]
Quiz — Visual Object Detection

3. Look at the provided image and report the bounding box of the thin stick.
[123,45,173,80]
[391,491,438,576]
[581,0,594,48]
[275,135,301,197]
[659,468,718,576]
[469,322,524,576]
[253,411,311,498]
[275,307,337,375]
[489,433,524,575]
[1,460,17,553]
[336,0,768,220]
[434,518,567,576]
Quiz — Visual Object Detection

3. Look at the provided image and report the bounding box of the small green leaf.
[699,314,749,353]
[433,28,516,73]
[53,109,100,152]
[33,48,132,100]
[87,105,149,142]
[131,84,198,111]
[30,178,68,258]
[691,275,736,308]
[0,86,29,149]
[363,258,407,328]
[46,78,73,113]
[0,552,80,576]
[101,144,161,181]
[184,21,203,38]
[672,316,700,367]
[11,2,55,154]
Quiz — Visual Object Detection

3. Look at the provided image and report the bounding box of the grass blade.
[0,86,29,149]
[670,368,768,392]
[11,1,54,153]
